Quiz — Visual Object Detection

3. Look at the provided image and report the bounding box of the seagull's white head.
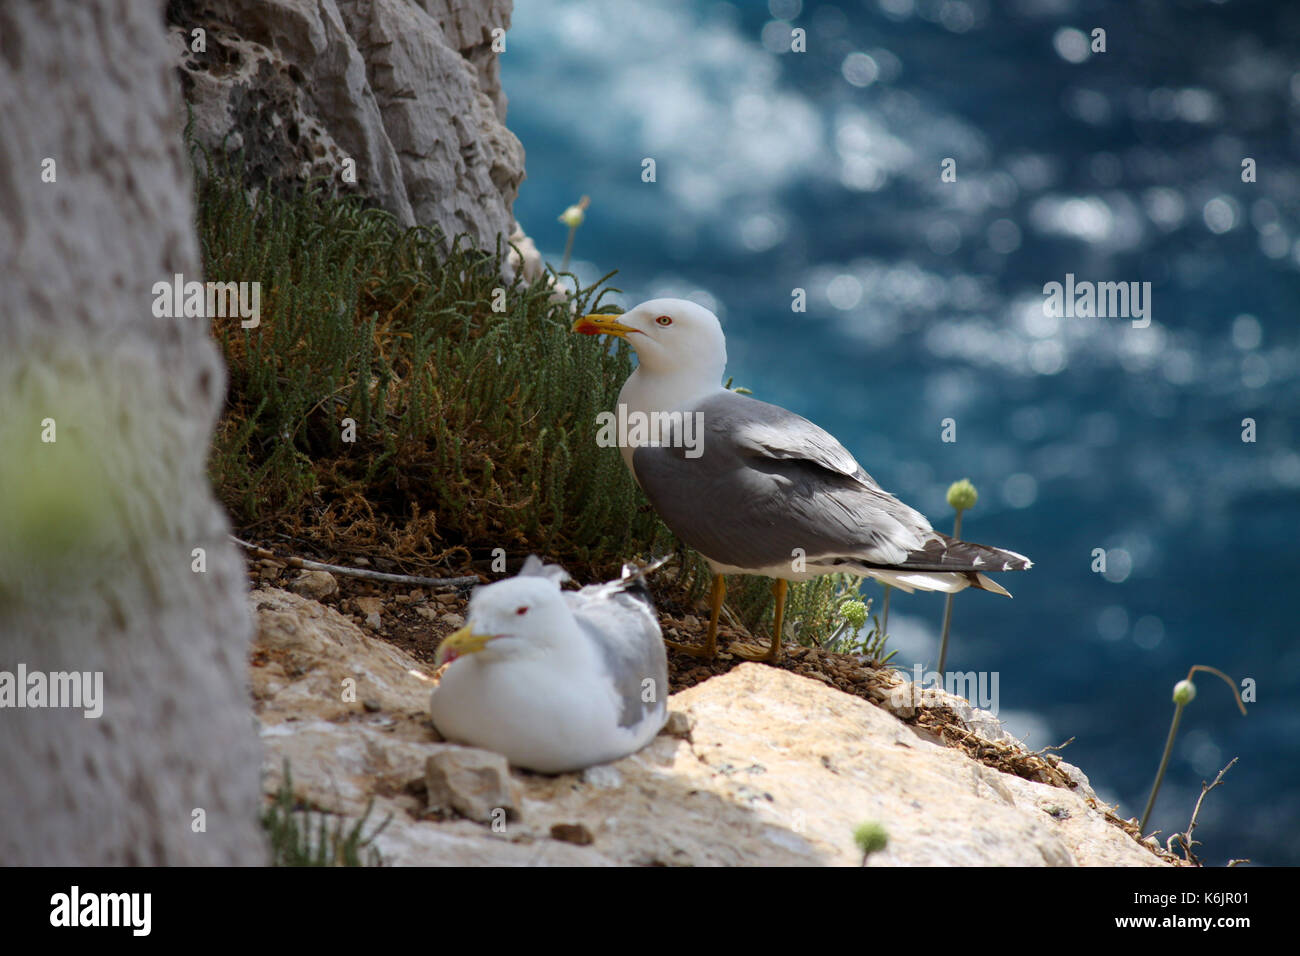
[435,575,575,666]
[573,297,727,383]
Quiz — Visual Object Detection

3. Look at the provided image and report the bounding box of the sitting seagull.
[573,298,1031,663]
[430,556,669,774]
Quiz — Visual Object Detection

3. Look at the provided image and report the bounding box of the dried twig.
[719,602,754,637]
[1024,736,1076,758]
[231,536,479,590]
[1167,757,1238,866]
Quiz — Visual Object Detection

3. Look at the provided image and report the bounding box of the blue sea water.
[503,0,1299,865]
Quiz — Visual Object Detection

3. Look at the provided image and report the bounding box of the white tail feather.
[862,569,1014,598]
[863,569,969,594]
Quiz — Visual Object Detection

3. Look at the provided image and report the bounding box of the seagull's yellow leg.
[735,578,787,663]
[665,574,725,658]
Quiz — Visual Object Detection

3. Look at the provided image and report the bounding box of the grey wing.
[568,587,668,730]
[633,390,935,570]
[712,391,871,482]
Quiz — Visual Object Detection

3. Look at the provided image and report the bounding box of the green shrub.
[196,160,864,646]
[198,165,677,574]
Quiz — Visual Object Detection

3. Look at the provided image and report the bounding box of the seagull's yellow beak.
[572,313,637,338]
[436,624,495,666]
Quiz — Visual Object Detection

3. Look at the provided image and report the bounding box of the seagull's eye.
[515,606,529,616]
[655,314,673,326]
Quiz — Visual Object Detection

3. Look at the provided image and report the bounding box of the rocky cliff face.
[168,0,532,270]
[251,588,1170,867]
[0,0,263,865]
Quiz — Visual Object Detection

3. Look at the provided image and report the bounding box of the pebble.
[550,823,594,846]
[289,569,338,600]
[425,749,520,823]
[662,711,693,738]
[581,764,622,789]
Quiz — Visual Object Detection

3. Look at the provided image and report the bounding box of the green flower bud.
[853,821,888,855]
[1173,679,1197,705]
[947,478,978,512]
[558,204,585,229]
[559,196,590,229]
[840,600,868,631]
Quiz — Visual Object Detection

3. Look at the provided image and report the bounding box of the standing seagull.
[431,556,669,774]
[573,298,1031,662]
